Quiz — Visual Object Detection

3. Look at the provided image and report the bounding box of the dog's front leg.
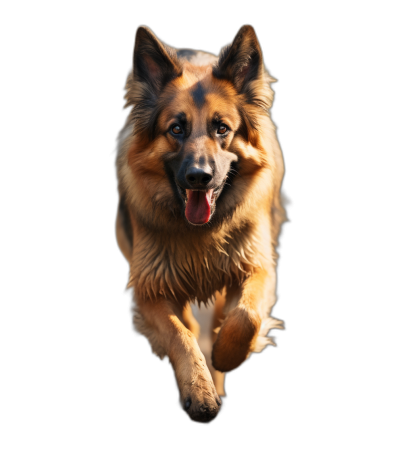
[135,298,221,422]
[212,269,283,372]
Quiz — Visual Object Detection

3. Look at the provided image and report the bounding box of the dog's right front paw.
[178,355,222,422]
[182,387,222,423]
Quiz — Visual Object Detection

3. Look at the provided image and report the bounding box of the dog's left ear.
[213,25,263,93]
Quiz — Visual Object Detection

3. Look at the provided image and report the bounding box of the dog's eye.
[217,124,228,135]
[171,125,183,135]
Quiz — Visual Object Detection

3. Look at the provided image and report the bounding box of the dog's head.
[126,25,274,228]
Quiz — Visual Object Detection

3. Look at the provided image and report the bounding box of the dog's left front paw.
[211,307,260,372]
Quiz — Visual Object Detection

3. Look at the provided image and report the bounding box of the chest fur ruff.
[128,227,267,304]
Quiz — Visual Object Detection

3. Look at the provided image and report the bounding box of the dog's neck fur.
[127,215,272,304]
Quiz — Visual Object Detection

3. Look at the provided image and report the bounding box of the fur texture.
[115,25,286,422]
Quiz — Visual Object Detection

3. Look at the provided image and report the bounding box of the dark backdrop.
[60,7,343,452]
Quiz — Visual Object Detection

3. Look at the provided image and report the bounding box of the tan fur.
[181,303,200,340]
[211,290,227,396]
[115,25,286,422]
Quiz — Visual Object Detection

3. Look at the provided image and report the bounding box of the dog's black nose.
[185,166,212,187]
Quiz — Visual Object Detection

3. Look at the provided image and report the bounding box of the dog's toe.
[184,394,221,423]
[182,380,222,422]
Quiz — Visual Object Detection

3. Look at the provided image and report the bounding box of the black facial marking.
[175,111,187,124]
[177,49,196,60]
[191,82,206,108]
[163,159,185,211]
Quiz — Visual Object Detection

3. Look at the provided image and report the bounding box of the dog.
[115,25,286,422]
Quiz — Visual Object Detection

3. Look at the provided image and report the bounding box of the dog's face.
[159,74,241,225]
[127,26,273,227]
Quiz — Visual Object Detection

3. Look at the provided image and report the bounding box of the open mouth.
[176,184,224,225]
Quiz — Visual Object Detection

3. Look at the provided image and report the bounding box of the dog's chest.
[129,229,263,303]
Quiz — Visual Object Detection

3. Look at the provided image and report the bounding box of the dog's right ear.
[133,27,182,95]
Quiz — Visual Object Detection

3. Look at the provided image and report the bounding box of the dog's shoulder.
[116,191,133,261]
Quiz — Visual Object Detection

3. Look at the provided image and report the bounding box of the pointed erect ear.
[133,26,182,94]
[213,25,263,92]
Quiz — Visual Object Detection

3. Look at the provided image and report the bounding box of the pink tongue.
[185,189,213,225]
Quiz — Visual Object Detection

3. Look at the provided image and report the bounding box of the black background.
[49,4,354,458]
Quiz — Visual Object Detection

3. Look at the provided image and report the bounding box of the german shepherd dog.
[116,25,286,422]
